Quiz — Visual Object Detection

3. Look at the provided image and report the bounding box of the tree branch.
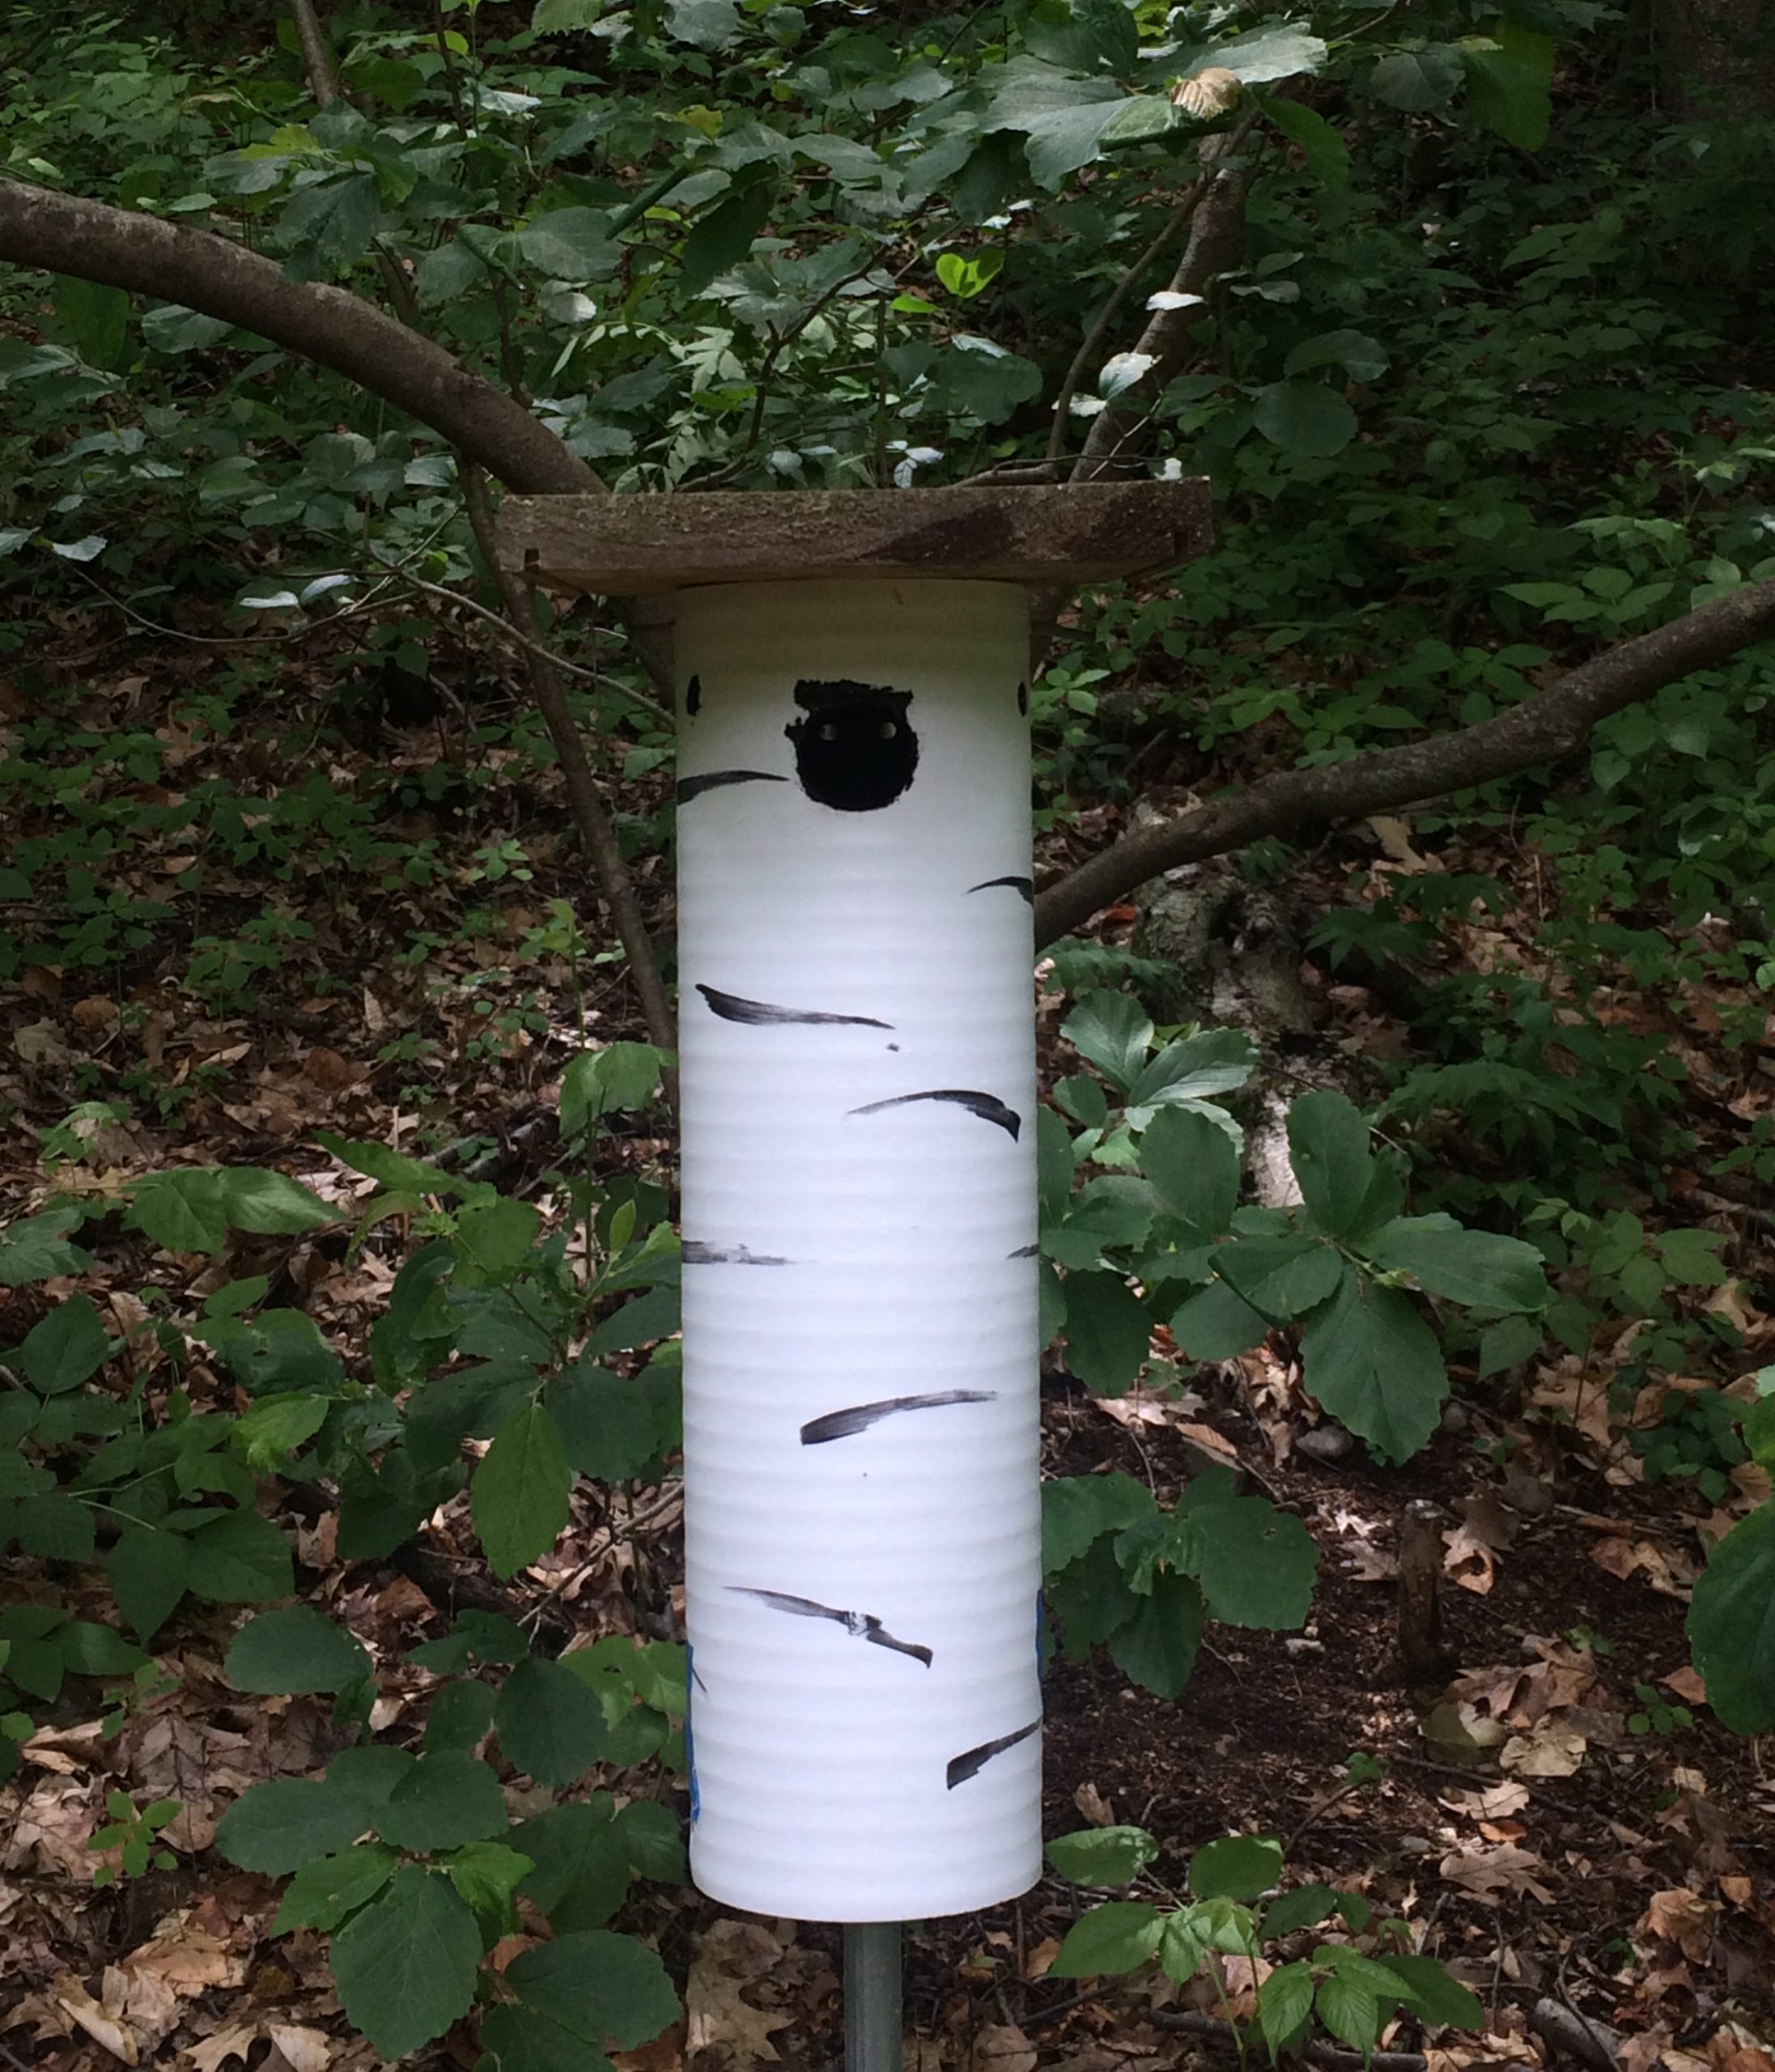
[0,180,600,499]
[1034,575,1775,947]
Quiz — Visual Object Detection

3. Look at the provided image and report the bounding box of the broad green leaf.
[53,277,130,369]
[1261,1884,1339,1938]
[318,1133,466,1199]
[15,1497,96,1559]
[1046,1825,1159,1887]
[141,304,233,351]
[0,1205,92,1284]
[667,0,743,48]
[548,1367,668,1480]
[14,1295,111,1395]
[1213,1237,1344,1323]
[1209,23,1327,82]
[927,342,1044,425]
[326,1744,418,1824]
[1062,990,1153,1093]
[1369,45,1463,110]
[1365,1216,1547,1312]
[1316,1974,1380,2056]
[515,1798,633,1931]
[1374,1953,1484,2028]
[185,1509,295,1603]
[1181,1484,1318,1629]
[1258,1959,1315,2052]
[330,1866,482,2059]
[1189,1832,1281,1901]
[232,1393,329,1470]
[280,169,382,281]
[215,1167,335,1235]
[449,1839,536,1938]
[1300,1273,1446,1464]
[129,1171,230,1255]
[1108,1569,1204,1697]
[1062,1269,1153,1392]
[214,1777,372,1874]
[587,1284,679,1357]
[1283,328,1386,383]
[1127,1028,1255,1110]
[1479,1313,1544,1378]
[273,1843,397,1933]
[618,1796,688,1882]
[1259,95,1348,188]
[1168,1279,1269,1360]
[1254,380,1357,457]
[479,2003,614,2072]
[376,1748,509,1853]
[520,207,622,282]
[507,1929,682,2049]
[1140,1106,1238,1234]
[226,1605,372,1694]
[57,1621,147,1674]
[682,182,776,295]
[496,1656,609,1785]
[986,57,1127,187]
[1286,1092,1375,1237]
[473,1402,573,1579]
[427,1677,496,1753]
[453,1197,541,1287]
[202,1310,345,1396]
[535,0,605,26]
[1038,1106,1078,1224]
[1687,1500,1775,1731]
[108,1526,190,1642]
[1462,22,1554,149]
[410,1610,531,1673]
[1047,1900,1165,1977]
[560,1043,665,1132]
[1042,1472,1153,1573]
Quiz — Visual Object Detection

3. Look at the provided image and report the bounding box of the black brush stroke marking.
[727,1587,932,1667]
[682,1240,792,1266]
[1017,681,1029,716]
[677,769,789,805]
[946,1719,1040,1790]
[849,1089,1021,1140]
[968,875,1035,905]
[697,983,891,1031]
[685,673,703,716]
[1008,1242,1039,1259]
[800,1390,996,1446]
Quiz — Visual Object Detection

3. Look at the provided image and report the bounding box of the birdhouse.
[499,481,1211,1923]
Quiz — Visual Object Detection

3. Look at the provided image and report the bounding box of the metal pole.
[844,1922,903,2072]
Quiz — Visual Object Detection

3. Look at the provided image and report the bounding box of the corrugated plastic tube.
[674,578,1043,1923]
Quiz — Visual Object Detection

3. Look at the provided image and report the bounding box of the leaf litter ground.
[2,637,1773,2072]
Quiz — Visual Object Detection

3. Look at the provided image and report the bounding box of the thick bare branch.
[0,180,600,498]
[1034,575,1775,947]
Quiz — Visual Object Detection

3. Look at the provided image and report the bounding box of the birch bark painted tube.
[675,577,1042,1922]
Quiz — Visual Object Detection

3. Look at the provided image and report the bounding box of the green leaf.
[682,182,776,295]
[1258,96,1348,188]
[1687,1500,1775,1731]
[618,1797,687,1883]
[1042,1473,1153,1573]
[1062,991,1153,1093]
[215,1777,372,1874]
[587,1284,679,1357]
[496,1656,609,1785]
[1140,1106,1239,1234]
[57,1621,147,1675]
[215,1168,336,1235]
[1316,1974,1381,2056]
[1046,1825,1159,1887]
[1365,1216,1547,1312]
[1286,1093,1375,1237]
[987,57,1127,187]
[667,0,743,48]
[0,1205,92,1284]
[1254,380,1357,457]
[449,1838,536,1938]
[1038,1106,1079,1225]
[1374,1953,1484,2029]
[1108,1569,1204,1697]
[507,1929,682,2049]
[1462,21,1554,149]
[453,1197,541,1288]
[515,1798,633,1931]
[1213,1238,1344,1323]
[1261,1884,1339,1938]
[1479,1313,1544,1378]
[1128,1029,1255,1111]
[410,1611,531,1673]
[12,1494,96,1560]
[1182,1484,1318,1629]
[520,207,622,282]
[1062,1269,1152,1393]
[108,1526,191,1643]
[1047,1900,1165,1978]
[1169,1279,1269,1360]
[1300,1272,1446,1464]
[331,1865,482,2060]
[202,1310,345,1397]
[232,1394,330,1471]
[376,1748,508,1853]
[548,1368,667,1480]
[1258,1959,1315,2052]
[141,304,234,352]
[129,1172,230,1255]
[280,169,382,281]
[53,277,130,369]
[1189,1833,1282,1901]
[15,1295,111,1395]
[560,1044,665,1132]
[1369,45,1463,110]
[186,1509,295,1603]
[1210,23,1327,82]
[926,342,1044,425]
[473,1402,572,1580]
[318,1133,467,1199]
[480,2003,615,2072]
[273,1843,398,1933]
[427,1678,496,1754]
[1283,328,1387,384]
[535,0,605,27]
[227,1606,372,1695]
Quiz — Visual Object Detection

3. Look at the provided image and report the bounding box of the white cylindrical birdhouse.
[500,482,1210,1924]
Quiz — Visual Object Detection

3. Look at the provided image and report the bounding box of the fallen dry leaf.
[53,1974,139,2066]
[1438,1843,1554,1903]
[1442,1493,1517,1595]
[686,1920,795,2067]
[265,2024,332,2072]
[1442,1781,1532,1822]
[1073,1781,1115,1827]
[971,2025,1038,2072]
[1500,1722,1587,1778]
[1642,1887,1720,1963]
[1662,1664,1708,1705]
[185,2023,257,2072]
[122,1921,245,1993]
